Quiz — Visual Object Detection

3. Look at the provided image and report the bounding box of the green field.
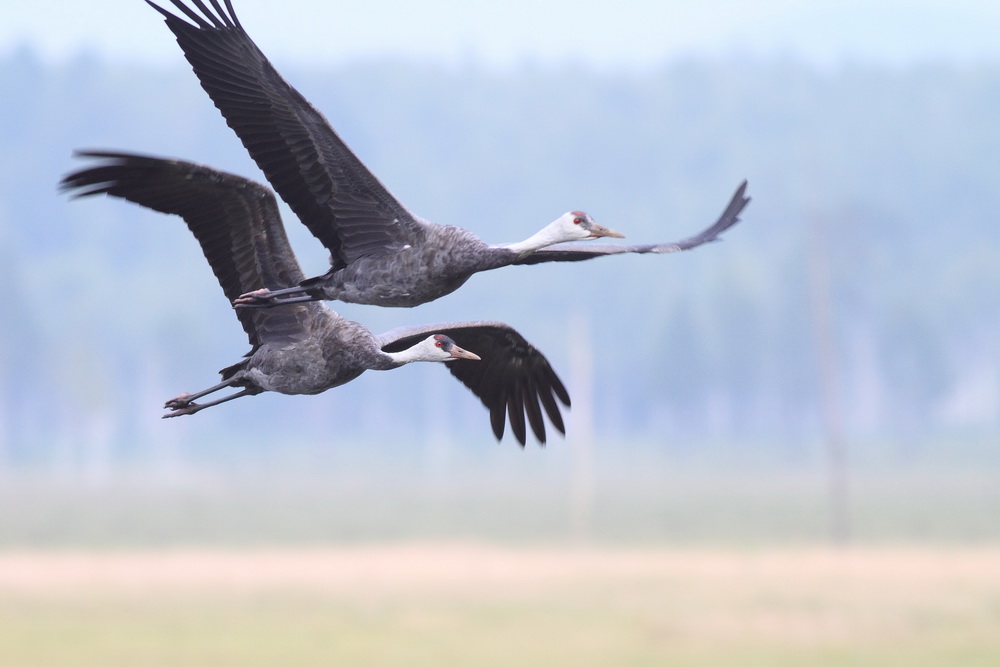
[1,546,998,665]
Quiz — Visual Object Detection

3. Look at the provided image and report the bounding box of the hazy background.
[3,3,1000,664]
[0,0,998,547]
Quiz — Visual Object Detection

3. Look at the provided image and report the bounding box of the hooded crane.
[147,0,750,310]
[61,151,571,446]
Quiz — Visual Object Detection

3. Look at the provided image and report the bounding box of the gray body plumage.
[234,309,387,395]
[311,224,516,308]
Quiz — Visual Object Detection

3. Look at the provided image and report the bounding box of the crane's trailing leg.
[163,374,262,417]
[163,377,235,409]
[163,388,259,418]
[233,286,318,308]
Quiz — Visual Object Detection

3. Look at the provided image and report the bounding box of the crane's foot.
[164,393,194,410]
[233,288,274,306]
[162,401,201,418]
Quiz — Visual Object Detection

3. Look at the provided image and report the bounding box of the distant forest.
[1,48,999,467]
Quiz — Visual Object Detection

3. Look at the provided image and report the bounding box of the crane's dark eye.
[435,340,443,348]
[573,217,582,225]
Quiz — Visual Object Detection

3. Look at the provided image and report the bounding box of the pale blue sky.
[4,0,1000,69]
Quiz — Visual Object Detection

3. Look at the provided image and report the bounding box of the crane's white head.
[502,211,624,257]
[553,211,625,242]
[420,334,482,362]
[384,334,481,366]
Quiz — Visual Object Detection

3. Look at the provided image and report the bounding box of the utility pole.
[568,309,595,543]
[808,212,851,544]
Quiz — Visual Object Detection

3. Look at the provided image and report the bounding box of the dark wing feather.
[514,181,750,265]
[378,322,571,446]
[520,375,546,444]
[59,150,313,349]
[146,0,423,269]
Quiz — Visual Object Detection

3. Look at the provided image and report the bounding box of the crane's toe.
[162,401,200,418]
[164,393,193,410]
[233,288,273,305]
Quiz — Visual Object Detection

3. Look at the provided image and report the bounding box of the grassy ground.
[0,545,998,666]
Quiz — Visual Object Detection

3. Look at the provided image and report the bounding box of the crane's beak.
[449,346,481,361]
[587,222,625,239]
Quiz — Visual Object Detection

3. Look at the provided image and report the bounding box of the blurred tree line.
[0,48,998,469]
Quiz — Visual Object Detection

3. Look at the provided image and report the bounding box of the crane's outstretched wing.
[378,322,571,446]
[514,181,750,265]
[60,150,316,349]
[147,0,423,269]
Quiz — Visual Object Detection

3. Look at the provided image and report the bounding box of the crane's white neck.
[382,346,436,367]
[502,217,572,258]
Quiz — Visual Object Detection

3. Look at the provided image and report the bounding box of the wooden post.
[808,212,851,544]
[568,309,595,543]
